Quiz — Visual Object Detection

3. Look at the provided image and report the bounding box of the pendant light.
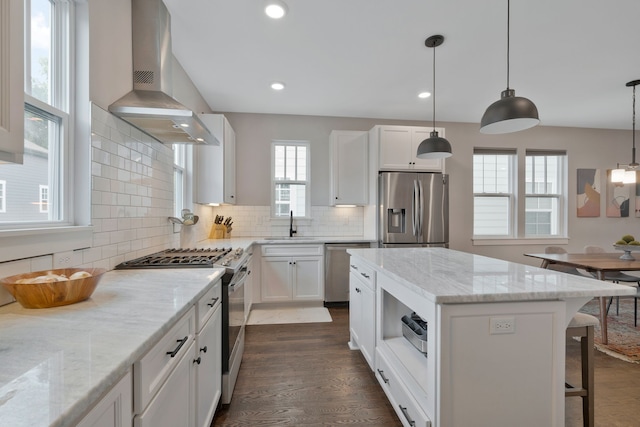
[417,35,452,159]
[611,79,640,184]
[480,0,539,134]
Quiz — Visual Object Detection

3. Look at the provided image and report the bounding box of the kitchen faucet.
[289,210,297,237]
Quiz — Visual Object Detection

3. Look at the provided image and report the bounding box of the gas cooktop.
[115,248,236,269]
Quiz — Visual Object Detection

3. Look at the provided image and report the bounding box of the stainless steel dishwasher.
[324,242,371,303]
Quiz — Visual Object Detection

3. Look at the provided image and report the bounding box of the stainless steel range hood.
[109,0,217,145]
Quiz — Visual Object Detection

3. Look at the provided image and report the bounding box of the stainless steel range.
[115,246,251,405]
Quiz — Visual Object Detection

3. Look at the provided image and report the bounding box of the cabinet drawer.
[134,307,196,414]
[349,258,375,290]
[196,279,221,332]
[261,244,323,257]
[376,350,431,427]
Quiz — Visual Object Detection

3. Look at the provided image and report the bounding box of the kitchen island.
[0,268,224,427]
[347,247,635,427]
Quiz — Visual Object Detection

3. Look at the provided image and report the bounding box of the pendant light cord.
[506,0,510,90]
[632,84,637,166]
[432,40,436,131]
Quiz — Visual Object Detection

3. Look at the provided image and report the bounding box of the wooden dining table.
[524,252,640,344]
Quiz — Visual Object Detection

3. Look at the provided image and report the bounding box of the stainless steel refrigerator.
[378,172,448,247]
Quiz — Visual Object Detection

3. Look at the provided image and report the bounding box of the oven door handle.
[228,271,247,293]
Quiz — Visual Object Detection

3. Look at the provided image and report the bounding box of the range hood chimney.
[109,0,217,145]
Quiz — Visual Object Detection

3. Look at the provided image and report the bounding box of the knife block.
[209,224,228,239]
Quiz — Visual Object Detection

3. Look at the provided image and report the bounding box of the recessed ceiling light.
[265,0,288,19]
[271,82,285,90]
[418,91,431,99]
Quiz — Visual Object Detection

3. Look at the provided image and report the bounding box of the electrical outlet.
[490,317,515,334]
[53,251,82,269]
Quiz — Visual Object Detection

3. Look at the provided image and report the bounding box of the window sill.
[472,237,569,246]
[0,226,93,263]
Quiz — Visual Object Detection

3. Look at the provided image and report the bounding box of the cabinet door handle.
[399,405,415,426]
[398,405,416,426]
[193,357,201,365]
[166,336,188,358]
[360,272,370,279]
[200,346,208,353]
[350,264,358,270]
[377,369,389,384]
[207,297,219,307]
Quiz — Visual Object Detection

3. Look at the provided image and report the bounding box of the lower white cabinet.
[76,371,132,427]
[348,259,376,370]
[195,291,222,427]
[260,245,324,302]
[134,341,196,427]
[133,307,197,427]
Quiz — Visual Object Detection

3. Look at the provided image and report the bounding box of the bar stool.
[566,312,598,427]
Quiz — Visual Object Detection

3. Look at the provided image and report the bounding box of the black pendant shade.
[480,0,539,134]
[416,35,452,159]
[480,89,539,134]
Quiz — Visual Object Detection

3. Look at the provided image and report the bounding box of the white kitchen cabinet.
[134,340,196,427]
[194,114,236,205]
[76,371,132,427]
[133,307,197,427]
[348,258,376,371]
[329,130,368,206]
[260,244,324,302]
[194,280,222,427]
[194,281,222,427]
[0,0,24,164]
[370,125,444,172]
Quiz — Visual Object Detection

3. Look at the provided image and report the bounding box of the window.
[473,148,567,241]
[525,150,566,236]
[271,141,310,217]
[39,185,49,213]
[0,0,71,226]
[0,181,6,213]
[173,144,186,217]
[473,149,516,236]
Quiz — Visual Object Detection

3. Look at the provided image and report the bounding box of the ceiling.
[163,0,640,130]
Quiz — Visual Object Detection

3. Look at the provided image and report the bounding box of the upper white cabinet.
[0,0,24,164]
[370,125,444,172]
[194,114,236,205]
[329,130,368,206]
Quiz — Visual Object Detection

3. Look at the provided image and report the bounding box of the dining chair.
[583,245,640,326]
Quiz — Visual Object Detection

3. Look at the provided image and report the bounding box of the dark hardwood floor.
[214,305,640,426]
[212,306,401,426]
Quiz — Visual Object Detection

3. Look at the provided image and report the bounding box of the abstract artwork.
[636,172,640,218]
[606,169,630,217]
[577,168,600,217]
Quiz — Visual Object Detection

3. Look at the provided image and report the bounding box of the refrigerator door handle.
[411,179,420,239]
[418,179,424,239]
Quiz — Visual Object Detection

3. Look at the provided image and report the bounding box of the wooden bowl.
[0,268,107,309]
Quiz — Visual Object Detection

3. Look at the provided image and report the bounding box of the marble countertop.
[196,236,374,250]
[0,268,224,427]
[348,247,637,303]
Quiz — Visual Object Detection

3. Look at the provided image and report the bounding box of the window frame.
[472,148,568,245]
[0,0,92,263]
[270,140,311,218]
[173,144,187,217]
[473,149,517,238]
[524,150,567,238]
[0,181,6,213]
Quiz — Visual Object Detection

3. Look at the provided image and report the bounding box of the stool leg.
[581,325,595,427]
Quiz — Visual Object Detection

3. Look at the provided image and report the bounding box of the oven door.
[227,265,247,366]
